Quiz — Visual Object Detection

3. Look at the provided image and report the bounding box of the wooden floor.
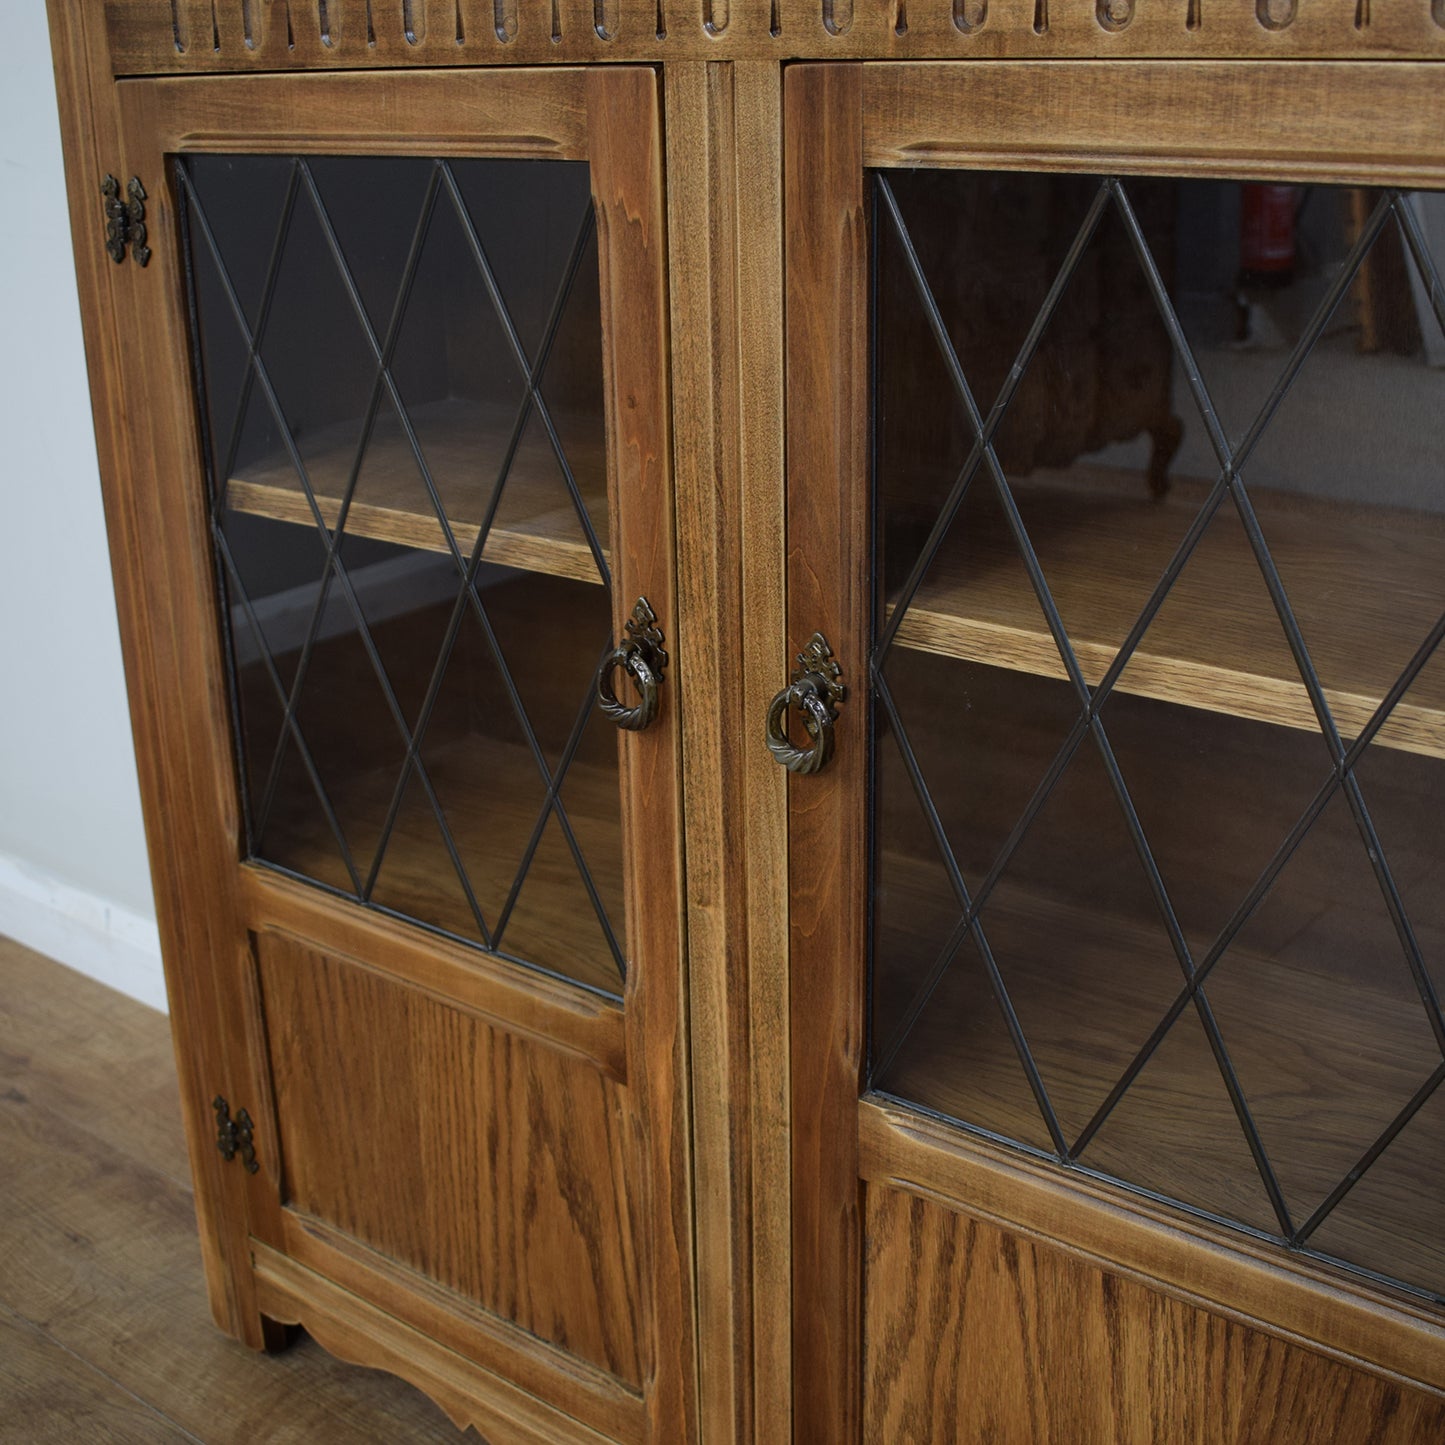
[0,933,466,1443]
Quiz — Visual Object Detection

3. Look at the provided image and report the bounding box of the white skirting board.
[0,853,165,1013]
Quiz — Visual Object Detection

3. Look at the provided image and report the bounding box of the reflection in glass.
[871,172,1445,1301]
[182,154,625,996]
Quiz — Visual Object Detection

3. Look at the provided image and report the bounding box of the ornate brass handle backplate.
[598,597,667,732]
[765,632,845,775]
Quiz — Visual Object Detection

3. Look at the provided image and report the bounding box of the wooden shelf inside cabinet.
[888,469,1445,760]
[226,399,610,586]
[874,847,1445,1297]
[236,572,627,1000]
[262,728,625,998]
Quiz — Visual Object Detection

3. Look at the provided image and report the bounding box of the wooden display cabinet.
[48,1,1445,1440]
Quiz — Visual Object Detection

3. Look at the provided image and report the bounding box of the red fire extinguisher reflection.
[1239,182,1300,288]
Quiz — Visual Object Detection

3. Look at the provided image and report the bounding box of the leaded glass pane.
[181,153,625,996]
[871,171,1445,1302]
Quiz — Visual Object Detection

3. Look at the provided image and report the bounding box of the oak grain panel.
[863,1184,1445,1444]
[255,932,644,1385]
[862,62,1445,187]
[859,1100,1445,1396]
[784,62,869,1445]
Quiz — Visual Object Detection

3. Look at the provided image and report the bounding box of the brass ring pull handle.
[598,597,667,733]
[765,632,846,776]
[598,647,660,732]
[765,680,837,775]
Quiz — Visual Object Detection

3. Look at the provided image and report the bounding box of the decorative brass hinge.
[213,1095,259,1174]
[101,174,151,267]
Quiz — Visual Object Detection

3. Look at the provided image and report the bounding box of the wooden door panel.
[863,1185,1445,1445]
[99,55,693,1434]
[256,928,643,1385]
[784,58,1445,1442]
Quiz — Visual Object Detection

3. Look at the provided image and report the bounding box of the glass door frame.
[783,57,1445,1441]
[109,62,695,1439]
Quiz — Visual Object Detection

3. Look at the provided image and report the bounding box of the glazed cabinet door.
[783,62,1445,1442]
[99,66,692,1443]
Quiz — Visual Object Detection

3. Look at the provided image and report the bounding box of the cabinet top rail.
[101,0,1445,75]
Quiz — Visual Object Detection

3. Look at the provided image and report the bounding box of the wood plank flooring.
[0,933,466,1442]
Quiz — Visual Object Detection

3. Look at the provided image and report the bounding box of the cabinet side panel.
[863,1184,1445,1444]
[255,930,644,1386]
[51,0,285,1349]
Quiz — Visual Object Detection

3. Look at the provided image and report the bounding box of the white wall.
[0,10,164,1009]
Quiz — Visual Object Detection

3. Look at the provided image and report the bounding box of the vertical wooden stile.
[784,62,868,1445]
[733,59,794,1445]
[665,53,792,1443]
[587,65,700,1445]
[664,59,752,1445]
